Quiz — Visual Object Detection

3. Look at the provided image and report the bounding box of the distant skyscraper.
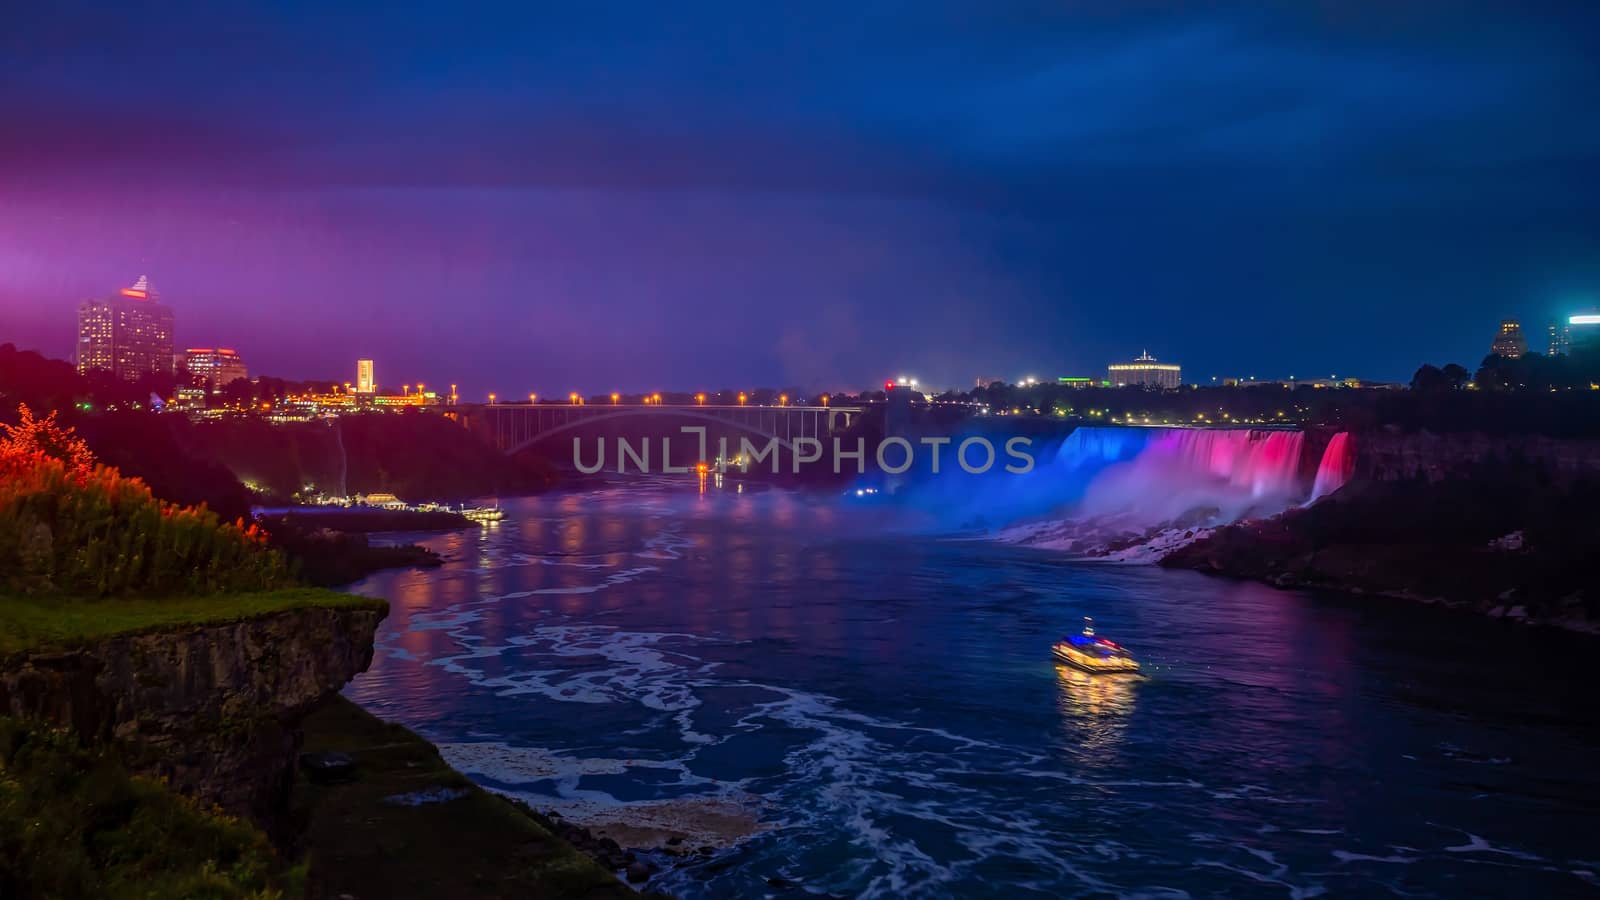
[356,358,376,393]
[1490,319,1526,358]
[1108,351,1181,389]
[183,348,249,392]
[76,275,175,381]
[1547,320,1571,357]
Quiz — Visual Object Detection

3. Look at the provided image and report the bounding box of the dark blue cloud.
[2,1,1597,391]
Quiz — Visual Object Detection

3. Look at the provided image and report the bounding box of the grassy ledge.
[0,589,388,658]
[296,695,648,899]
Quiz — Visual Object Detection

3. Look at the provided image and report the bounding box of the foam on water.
[345,489,1599,898]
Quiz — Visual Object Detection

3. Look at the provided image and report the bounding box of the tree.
[1410,364,1449,393]
[1441,363,1470,390]
[0,404,94,473]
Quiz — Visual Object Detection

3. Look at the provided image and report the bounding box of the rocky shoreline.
[1157,505,1599,634]
[514,801,725,886]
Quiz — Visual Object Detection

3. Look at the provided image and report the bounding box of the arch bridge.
[461,403,865,455]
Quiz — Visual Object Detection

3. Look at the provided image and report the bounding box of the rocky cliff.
[0,603,385,840]
[1353,428,1600,482]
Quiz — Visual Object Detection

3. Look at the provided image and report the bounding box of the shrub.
[1,408,292,597]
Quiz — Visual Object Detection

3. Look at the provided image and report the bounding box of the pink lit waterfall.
[1309,432,1354,502]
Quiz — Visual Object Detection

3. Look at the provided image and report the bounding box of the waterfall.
[891,426,1310,533]
[1309,432,1354,502]
[1074,428,1305,527]
[333,417,348,498]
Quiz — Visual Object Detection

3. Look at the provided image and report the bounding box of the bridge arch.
[485,406,860,459]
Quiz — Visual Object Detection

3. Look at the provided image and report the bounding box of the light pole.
[738,392,747,406]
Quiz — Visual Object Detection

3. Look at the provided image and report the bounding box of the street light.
[653,393,661,405]
[820,395,829,407]
[488,393,497,405]
[570,392,579,405]
[738,392,747,406]
[779,394,788,406]
[529,393,537,404]
[696,393,705,406]
[612,393,620,405]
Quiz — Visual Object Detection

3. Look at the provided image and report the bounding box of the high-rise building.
[76,275,175,381]
[1490,319,1526,358]
[356,358,376,394]
[1548,320,1572,357]
[183,348,249,392]
[1107,351,1182,389]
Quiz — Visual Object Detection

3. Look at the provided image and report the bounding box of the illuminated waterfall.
[1308,432,1354,502]
[1073,428,1305,527]
[894,426,1311,533]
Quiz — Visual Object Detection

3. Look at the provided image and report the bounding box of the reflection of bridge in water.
[460,404,866,454]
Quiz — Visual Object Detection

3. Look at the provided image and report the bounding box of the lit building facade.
[183,348,249,392]
[1490,319,1526,358]
[1108,351,1182,389]
[76,276,175,381]
[356,358,376,394]
[1548,320,1571,357]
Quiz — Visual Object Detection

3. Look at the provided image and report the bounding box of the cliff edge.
[0,595,386,838]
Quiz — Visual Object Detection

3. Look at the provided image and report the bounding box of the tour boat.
[461,504,505,523]
[1052,618,1140,674]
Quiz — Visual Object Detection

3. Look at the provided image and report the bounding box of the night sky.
[3,1,1598,396]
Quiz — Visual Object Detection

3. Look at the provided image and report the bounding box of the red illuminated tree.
[0,404,95,474]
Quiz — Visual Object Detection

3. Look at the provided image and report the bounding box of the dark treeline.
[947,380,1600,438]
[0,343,348,413]
[180,412,557,502]
[2,345,555,519]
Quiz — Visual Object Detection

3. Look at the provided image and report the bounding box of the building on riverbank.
[1108,351,1182,389]
[76,276,175,381]
[183,348,249,392]
[1490,319,1527,358]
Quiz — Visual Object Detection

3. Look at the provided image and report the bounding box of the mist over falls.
[879,427,1353,546]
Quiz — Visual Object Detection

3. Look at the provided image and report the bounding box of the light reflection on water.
[345,484,1600,898]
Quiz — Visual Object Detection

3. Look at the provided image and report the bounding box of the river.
[344,483,1600,898]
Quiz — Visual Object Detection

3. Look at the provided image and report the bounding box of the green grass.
[296,696,643,900]
[0,717,299,899]
[0,589,387,658]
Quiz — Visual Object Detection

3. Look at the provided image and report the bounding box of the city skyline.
[22,272,1600,397]
[4,2,1599,392]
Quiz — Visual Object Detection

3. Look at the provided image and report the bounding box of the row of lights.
[484,391,808,407]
